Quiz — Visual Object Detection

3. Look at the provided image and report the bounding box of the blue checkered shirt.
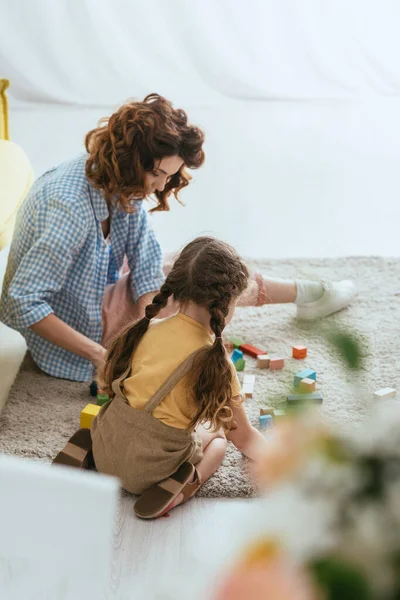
[0,154,164,381]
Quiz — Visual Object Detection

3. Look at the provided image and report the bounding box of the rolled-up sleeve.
[126,205,165,302]
[6,197,86,332]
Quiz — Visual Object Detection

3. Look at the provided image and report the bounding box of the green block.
[234,357,246,372]
[273,409,286,419]
[97,393,110,406]
[229,336,245,349]
[287,392,323,404]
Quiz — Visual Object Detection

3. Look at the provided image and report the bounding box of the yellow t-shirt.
[123,313,242,429]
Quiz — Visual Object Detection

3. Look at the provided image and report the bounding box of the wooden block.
[287,392,323,404]
[223,340,234,354]
[299,378,316,393]
[257,355,270,369]
[294,369,316,388]
[260,406,274,416]
[89,380,98,397]
[292,345,307,359]
[373,387,396,400]
[242,374,255,398]
[269,357,285,370]
[232,349,244,363]
[273,409,286,419]
[239,344,266,358]
[234,358,246,372]
[259,414,273,430]
[229,336,245,348]
[80,404,101,429]
[97,393,110,406]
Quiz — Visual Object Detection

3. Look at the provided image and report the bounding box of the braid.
[144,283,172,320]
[188,293,237,432]
[209,304,226,340]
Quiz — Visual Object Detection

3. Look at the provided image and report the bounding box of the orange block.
[292,345,307,359]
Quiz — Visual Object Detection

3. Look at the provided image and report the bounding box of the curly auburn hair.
[85,93,205,212]
[101,237,250,432]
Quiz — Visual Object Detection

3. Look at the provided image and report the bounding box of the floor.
[104,496,254,599]
[1,99,400,596]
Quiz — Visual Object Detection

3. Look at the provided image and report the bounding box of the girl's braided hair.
[101,237,249,431]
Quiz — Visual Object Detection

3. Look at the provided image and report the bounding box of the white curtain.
[0,0,399,107]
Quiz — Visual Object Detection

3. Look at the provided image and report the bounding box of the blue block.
[287,392,323,404]
[232,349,244,363]
[294,369,316,388]
[259,414,273,430]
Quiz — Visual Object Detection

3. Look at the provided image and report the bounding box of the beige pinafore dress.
[91,348,205,495]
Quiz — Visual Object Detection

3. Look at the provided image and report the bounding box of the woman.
[0,93,355,382]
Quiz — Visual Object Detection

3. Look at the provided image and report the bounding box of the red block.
[292,345,307,359]
[239,343,266,358]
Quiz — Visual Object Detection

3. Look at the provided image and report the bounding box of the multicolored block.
[229,336,245,349]
[257,355,270,369]
[239,344,266,358]
[299,378,316,393]
[232,349,244,363]
[287,392,323,404]
[294,369,316,388]
[269,357,285,370]
[234,357,246,372]
[242,374,255,398]
[373,387,396,400]
[259,414,273,430]
[292,345,307,359]
[260,406,274,416]
[80,403,101,429]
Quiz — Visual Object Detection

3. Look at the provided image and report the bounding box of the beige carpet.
[1,257,399,498]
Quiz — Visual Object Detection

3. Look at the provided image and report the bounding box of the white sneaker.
[296,280,356,321]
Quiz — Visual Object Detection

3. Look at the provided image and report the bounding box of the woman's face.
[144,155,184,195]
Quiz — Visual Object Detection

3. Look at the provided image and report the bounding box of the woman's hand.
[91,344,107,372]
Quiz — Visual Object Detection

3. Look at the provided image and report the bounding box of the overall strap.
[144,346,208,413]
[111,366,132,400]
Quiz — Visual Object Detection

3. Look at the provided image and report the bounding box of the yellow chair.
[0,79,34,251]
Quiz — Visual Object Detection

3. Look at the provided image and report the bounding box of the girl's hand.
[226,400,268,460]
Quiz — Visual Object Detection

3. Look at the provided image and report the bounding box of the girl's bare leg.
[169,425,227,510]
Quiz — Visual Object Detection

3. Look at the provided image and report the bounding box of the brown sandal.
[180,468,202,503]
[52,428,94,470]
[134,462,195,519]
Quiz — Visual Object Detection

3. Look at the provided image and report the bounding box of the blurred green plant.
[309,556,373,600]
[294,320,366,372]
[325,329,364,371]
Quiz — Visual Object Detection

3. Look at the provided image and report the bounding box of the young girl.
[91,236,268,519]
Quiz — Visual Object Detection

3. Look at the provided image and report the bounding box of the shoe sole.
[52,428,94,469]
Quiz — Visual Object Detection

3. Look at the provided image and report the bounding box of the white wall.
[8,95,400,259]
[2,0,400,258]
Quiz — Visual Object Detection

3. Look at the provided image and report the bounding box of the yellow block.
[80,403,101,429]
